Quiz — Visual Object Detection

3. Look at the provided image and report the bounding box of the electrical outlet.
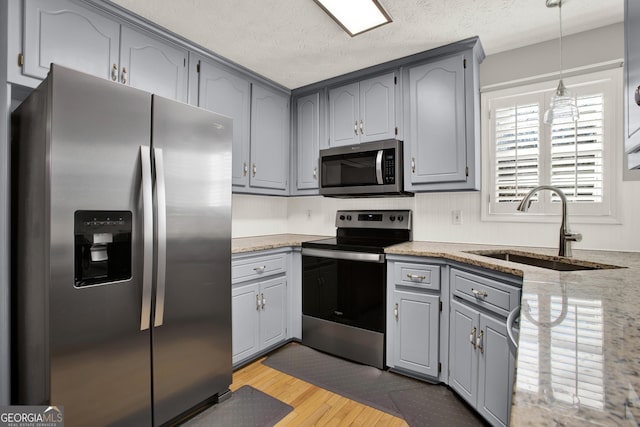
[452,210,462,225]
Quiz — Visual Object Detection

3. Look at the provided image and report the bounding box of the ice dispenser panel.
[74,210,132,287]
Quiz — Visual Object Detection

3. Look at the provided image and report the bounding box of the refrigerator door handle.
[140,145,154,331]
[153,147,167,327]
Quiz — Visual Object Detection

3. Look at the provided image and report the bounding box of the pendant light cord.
[558,1,563,82]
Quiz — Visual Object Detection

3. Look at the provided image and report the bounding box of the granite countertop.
[386,241,640,426]
[232,234,329,254]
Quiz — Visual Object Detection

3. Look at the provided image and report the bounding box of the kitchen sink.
[466,250,623,271]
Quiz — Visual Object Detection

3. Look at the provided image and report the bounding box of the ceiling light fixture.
[543,0,579,125]
[313,0,392,37]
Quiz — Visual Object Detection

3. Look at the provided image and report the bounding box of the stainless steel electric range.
[301,210,413,369]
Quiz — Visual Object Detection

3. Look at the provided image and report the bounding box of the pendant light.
[543,0,579,124]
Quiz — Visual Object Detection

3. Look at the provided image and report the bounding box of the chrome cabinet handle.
[153,148,167,327]
[354,121,358,135]
[243,162,248,176]
[261,293,266,309]
[635,85,640,106]
[256,294,261,310]
[469,327,477,349]
[507,306,520,353]
[394,303,399,319]
[407,273,426,281]
[359,120,364,135]
[411,157,416,173]
[252,163,257,177]
[477,330,484,354]
[472,288,488,299]
[111,63,118,81]
[121,66,127,84]
[253,265,266,273]
[313,167,317,180]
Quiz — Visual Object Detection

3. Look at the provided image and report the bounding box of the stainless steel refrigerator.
[11,64,232,426]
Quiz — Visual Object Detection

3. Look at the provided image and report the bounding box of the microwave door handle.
[375,150,384,185]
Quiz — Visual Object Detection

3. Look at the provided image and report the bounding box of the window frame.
[481,68,622,224]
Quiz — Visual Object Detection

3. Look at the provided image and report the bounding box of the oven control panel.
[335,210,412,230]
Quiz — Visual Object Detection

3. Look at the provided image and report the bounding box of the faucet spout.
[517,185,582,257]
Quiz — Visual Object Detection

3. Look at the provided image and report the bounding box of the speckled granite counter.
[386,241,640,426]
[232,234,329,254]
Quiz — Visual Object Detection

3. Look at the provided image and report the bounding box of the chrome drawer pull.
[470,327,477,349]
[253,265,266,273]
[394,303,399,319]
[256,294,261,310]
[471,288,488,298]
[407,273,426,281]
[261,293,266,309]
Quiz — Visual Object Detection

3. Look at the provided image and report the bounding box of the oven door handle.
[302,248,385,263]
[375,149,384,185]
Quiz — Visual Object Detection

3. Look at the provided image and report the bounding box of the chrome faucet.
[516,185,582,257]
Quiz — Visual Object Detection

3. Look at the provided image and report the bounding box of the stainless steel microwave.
[319,139,412,197]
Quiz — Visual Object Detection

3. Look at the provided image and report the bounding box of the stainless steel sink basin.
[466,250,623,271]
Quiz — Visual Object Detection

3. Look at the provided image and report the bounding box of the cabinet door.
[408,55,467,185]
[231,283,261,364]
[626,0,640,155]
[296,93,320,190]
[119,26,188,102]
[199,61,251,187]
[260,277,287,349]
[449,299,479,407]
[250,85,290,190]
[329,82,360,147]
[392,290,439,377]
[23,0,120,80]
[477,314,514,427]
[360,73,396,143]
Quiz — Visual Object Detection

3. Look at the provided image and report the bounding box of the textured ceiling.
[110,0,623,89]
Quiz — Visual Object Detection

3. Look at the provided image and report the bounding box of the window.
[482,68,621,222]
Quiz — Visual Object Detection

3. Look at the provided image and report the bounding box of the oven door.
[301,248,385,333]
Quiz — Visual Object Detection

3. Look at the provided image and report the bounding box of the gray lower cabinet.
[449,267,519,427]
[386,259,442,379]
[295,92,321,191]
[197,59,251,187]
[20,0,188,101]
[231,250,291,366]
[250,84,290,192]
[625,0,640,169]
[403,43,483,191]
[391,289,440,377]
[328,72,396,147]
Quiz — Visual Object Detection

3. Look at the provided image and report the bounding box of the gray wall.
[481,23,624,88]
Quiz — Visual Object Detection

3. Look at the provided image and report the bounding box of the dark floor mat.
[181,385,292,427]
[264,343,485,426]
[389,385,485,427]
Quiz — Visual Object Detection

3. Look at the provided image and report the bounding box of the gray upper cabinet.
[329,82,360,146]
[625,0,640,169]
[250,84,290,191]
[329,72,396,147]
[21,0,188,102]
[23,0,120,81]
[198,60,251,187]
[403,43,483,192]
[119,26,188,102]
[296,92,321,190]
[407,55,466,186]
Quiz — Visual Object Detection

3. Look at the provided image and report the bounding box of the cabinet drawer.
[451,268,520,317]
[232,253,287,283]
[393,262,440,290]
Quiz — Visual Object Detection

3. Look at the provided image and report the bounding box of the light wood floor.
[231,355,408,427]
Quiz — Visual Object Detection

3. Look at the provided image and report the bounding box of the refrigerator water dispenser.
[74,210,132,287]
